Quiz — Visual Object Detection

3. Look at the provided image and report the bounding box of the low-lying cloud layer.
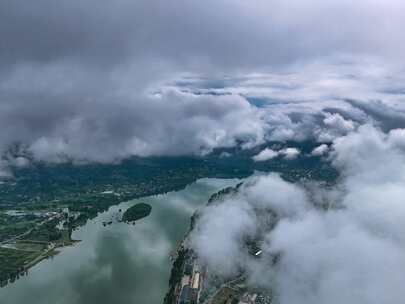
[191,125,405,304]
[253,147,300,161]
[2,62,405,177]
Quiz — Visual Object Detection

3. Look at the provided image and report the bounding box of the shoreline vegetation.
[23,238,81,272]
[122,203,152,223]
[0,237,81,288]
[0,175,203,289]
[163,186,238,304]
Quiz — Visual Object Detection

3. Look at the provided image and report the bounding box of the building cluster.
[238,293,258,304]
[177,257,204,304]
[170,244,271,304]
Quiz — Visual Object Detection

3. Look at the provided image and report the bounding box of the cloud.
[0,81,266,164]
[191,198,257,277]
[2,0,405,72]
[1,0,405,173]
[253,147,301,162]
[253,148,279,162]
[241,173,310,217]
[311,144,329,156]
[279,147,300,160]
[267,209,405,304]
[1,60,405,175]
[191,125,405,304]
[0,160,12,178]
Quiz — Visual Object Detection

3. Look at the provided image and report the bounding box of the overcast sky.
[1,0,405,172]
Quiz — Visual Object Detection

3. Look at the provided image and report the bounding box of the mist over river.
[0,179,238,304]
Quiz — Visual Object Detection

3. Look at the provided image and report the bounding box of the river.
[0,178,239,304]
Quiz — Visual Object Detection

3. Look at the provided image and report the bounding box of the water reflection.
[0,178,238,304]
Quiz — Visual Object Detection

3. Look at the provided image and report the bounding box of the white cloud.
[324,113,355,133]
[252,148,279,162]
[280,147,300,159]
[192,126,405,304]
[253,147,302,162]
[241,173,310,217]
[311,144,329,156]
[191,198,257,277]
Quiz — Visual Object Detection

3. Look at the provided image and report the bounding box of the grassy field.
[211,286,238,304]
[13,241,47,251]
[0,247,42,281]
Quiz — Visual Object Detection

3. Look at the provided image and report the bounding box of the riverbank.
[163,182,273,304]
[0,236,81,288]
[0,178,240,304]
[25,238,81,270]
